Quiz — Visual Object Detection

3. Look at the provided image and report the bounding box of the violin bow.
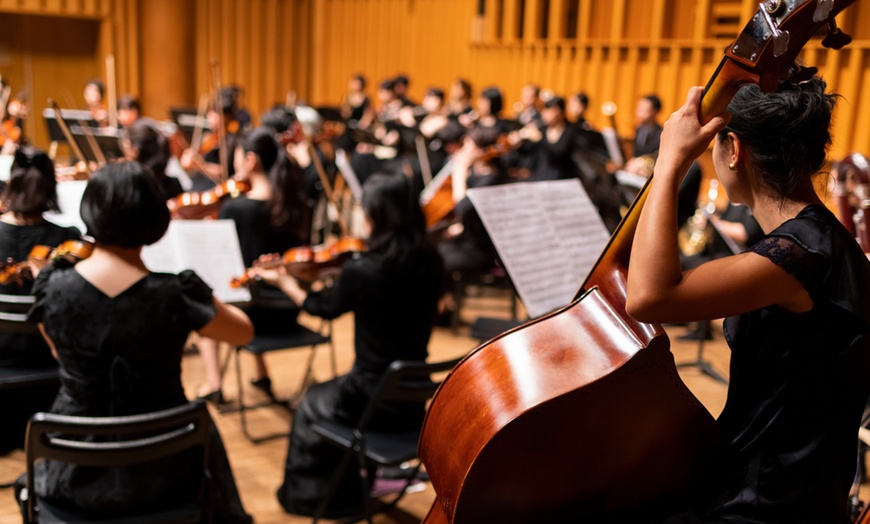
[47,99,92,177]
[210,60,229,183]
[106,54,118,129]
[190,93,209,153]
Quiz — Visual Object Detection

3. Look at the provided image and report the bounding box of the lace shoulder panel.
[749,235,826,291]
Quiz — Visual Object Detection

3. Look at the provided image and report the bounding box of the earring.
[729,162,737,171]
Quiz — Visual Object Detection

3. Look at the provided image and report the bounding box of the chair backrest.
[0,293,39,335]
[24,400,211,522]
[355,357,462,432]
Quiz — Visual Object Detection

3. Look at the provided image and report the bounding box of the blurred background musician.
[446,78,473,120]
[0,147,81,455]
[82,78,108,127]
[567,91,609,159]
[513,96,579,182]
[116,94,142,131]
[623,93,663,176]
[179,91,241,191]
[515,83,543,127]
[196,127,310,401]
[119,117,183,200]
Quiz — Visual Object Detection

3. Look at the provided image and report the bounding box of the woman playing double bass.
[628,76,870,523]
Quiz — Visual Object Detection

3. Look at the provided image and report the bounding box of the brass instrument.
[678,179,719,256]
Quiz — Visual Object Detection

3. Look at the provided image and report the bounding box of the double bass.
[419,1,859,522]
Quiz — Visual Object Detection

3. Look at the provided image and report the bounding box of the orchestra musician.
[567,91,610,159]
[195,127,310,402]
[119,117,184,199]
[21,161,253,523]
[82,78,108,127]
[249,173,443,518]
[627,77,870,523]
[446,78,473,120]
[340,74,374,131]
[180,92,241,191]
[623,93,664,176]
[513,95,580,182]
[515,83,543,127]
[0,147,81,454]
[116,94,142,130]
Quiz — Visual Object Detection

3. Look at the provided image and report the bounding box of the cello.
[419,1,859,522]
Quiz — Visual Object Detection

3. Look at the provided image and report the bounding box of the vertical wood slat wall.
[308,0,870,159]
[1,0,868,159]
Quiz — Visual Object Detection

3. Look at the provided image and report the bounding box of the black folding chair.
[22,400,212,523]
[0,293,59,390]
[310,357,462,523]
[224,320,335,443]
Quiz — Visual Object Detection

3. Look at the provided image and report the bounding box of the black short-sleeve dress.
[666,205,870,524]
[24,263,251,522]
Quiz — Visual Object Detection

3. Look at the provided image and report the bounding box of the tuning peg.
[822,20,852,50]
[790,65,819,84]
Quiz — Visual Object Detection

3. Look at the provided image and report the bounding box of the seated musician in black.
[0,147,81,454]
[196,127,310,400]
[22,161,253,522]
[438,126,505,277]
[567,91,609,159]
[515,96,580,182]
[120,117,184,199]
[249,173,443,518]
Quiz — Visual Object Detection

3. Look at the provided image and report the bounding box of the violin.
[166,179,251,220]
[418,2,858,522]
[0,240,94,286]
[230,237,365,287]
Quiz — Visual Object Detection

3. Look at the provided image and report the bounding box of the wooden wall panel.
[304,0,870,159]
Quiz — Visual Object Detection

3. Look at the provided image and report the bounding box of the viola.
[166,179,251,220]
[418,2,858,522]
[0,240,94,286]
[229,237,365,287]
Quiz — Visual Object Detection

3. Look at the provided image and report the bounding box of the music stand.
[170,106,208,146]
[68,125,124,163]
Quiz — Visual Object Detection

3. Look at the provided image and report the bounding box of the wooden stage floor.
[0,294,749,523]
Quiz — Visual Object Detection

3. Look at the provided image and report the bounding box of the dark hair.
[80,161,170,248]
[394,75,410,87]
[453,78,472,99]
[362,173,432,273]
[574,92,589,107]
[351,74,367,90]
[718,75,836,199]
[642,94,662,112]
[260,107,294,134]
[468,126,500,149]
[125,118,170,179]
[481,87,503,115]
[379,78,396,92]
[544,96,566,112]
[426,87,445,101]
[117,94,140,112]
[2,147,59,216]
[239,127,309,242]
[84,79,105,98]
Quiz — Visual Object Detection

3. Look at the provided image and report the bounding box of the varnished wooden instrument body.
[419,1,858,522]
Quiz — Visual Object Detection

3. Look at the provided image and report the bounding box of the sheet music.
[44,180,87,233]
[467,179,611,319]
[141,220,251,304]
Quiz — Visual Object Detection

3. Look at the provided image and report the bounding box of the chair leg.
[353,431,373,524]
[235,346,252,441]
[312,447,358,523]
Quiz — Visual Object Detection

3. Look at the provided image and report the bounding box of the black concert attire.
[438,168,504,275]
[188,134,240,192]
[0,220,80,453]
[663,205,870,524]
[526,125,580,182]
[276,246,443,518]
[682,202,764,270]
[517,107,543,127]
[219,196,304,331]
[572,118,610,159]
[633,122,663,158]
[22,264,251,523]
